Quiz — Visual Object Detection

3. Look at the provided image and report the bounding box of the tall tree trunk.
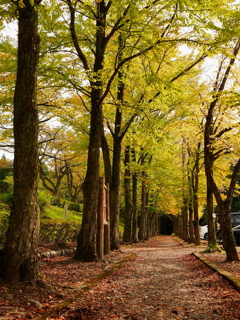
[188,205,194,243]
[132,172,139,243]
[181,143,188,241]
[173,214,180,236]
[131,147,138,243]
[187,169,194,243]
[110,34,125,250]
[75,1,106,261]
[206,181,217,247]
[101,133,112,186]
[218,198,240,261]
[123,145,133,244]
[138,170,148,241]
[181,198,189,241]
[109,135,121,250]
[148,210,158,237]
[192,144,201,246]
[2,0,40,283]
[75,95,103,261]
[193,191,201,245]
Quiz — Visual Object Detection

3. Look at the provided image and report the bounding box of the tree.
[1,0,42,283]
[204,41,240,261]
[33,0,230,257]
[123,145,133,244]
[39,126,85,201]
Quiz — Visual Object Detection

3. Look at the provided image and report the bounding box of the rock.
[28,299,43,309]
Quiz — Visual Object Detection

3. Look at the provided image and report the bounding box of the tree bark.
[138,170,148,241]
[2,0,40,283]
[206,181,217,247]
[123,145,133,244]
[187,169,194,243]
[188,205,194,243]
[75,1,106,261]
[101,133,112,186]
[109,134,121,250]
[192,145,201,246]
[109,34,125,250]
[218,203,238,260]
[181,198,189,241]
[132,171,139,243]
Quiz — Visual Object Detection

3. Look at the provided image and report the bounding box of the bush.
[51,196,62,207]
[0,181,12,193]
[39,219,80,243]
[68,201,81,212]
[38,190,51,213]
[0,213,10,248]
[0,192,14,210]
[50,196,81,212]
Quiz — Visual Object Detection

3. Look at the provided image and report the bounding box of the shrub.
[68,201,81,212]
[51,196,62,207]
[50,196,81,212]
[38,190,51,213]
[0,181,12,193]
[39,219,80,243]
[0,192,14,210]
[0,213,10,248]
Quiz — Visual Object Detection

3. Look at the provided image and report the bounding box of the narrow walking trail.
[48,236,240,319]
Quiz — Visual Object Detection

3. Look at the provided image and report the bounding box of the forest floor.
[0,235,240,320]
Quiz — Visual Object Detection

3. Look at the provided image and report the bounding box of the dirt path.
[1,236,240,319]
[47,236,240,319]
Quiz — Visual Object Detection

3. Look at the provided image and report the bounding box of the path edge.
[37,253,136,320]
[193,252,240,293]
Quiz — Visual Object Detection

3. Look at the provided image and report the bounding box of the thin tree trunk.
[138,170,148,241]
[187,169,194,243]
[132,172,138,243]
[123,145,133,244]
[181,198,189,241]
[101,133,112,186]
[2,0,40,283]
[206,181,217,247]
[109,138,121,250]
[193,144,201,246]
[188,205,194,243]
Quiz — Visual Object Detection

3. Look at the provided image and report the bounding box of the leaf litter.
[0,236,240,319]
